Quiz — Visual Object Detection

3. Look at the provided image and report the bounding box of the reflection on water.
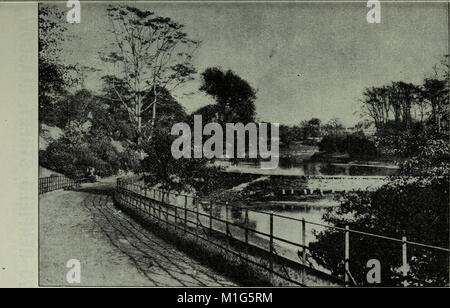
[223,204,330,248]
[182,189,340,251]
[232,158,398,176]
[161,189,332,259]
[317,163,397,176]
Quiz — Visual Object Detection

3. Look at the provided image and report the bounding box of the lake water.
[222,204,330,249]
[163,156,395,252]
[165,191,330,250]
[147,156,396,261]
[224,158,398,176]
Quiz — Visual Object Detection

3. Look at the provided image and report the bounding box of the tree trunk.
[136,96,142,145]
[151,86,157,132]
[152,101,156,129]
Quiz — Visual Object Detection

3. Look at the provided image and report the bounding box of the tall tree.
[299,118,322,139]
[324,117,345,137]
[38,5,76,125]
[199,67,257,124]
[418,55,449,133]
[360,86,391,129]
[390,81,419,128]
[361,82,420,130]
[100,5,199,142]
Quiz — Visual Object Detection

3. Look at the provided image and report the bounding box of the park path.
[39,177,236,287]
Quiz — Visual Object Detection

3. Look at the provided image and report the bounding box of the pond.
[223,203,330,248]
[223,158,398,176]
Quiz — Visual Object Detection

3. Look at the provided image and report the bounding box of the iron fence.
[115,177,449,286]
[38,175,77,194]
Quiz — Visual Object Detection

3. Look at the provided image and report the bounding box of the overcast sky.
[55,2,448,126]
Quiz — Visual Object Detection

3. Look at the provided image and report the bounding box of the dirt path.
[39,178,236,286]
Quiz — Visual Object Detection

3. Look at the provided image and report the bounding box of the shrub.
[40,136,134,178]
[310,131,449,286]
[319,133,378,160]
[141,127,222,195]
[309,177,449,286]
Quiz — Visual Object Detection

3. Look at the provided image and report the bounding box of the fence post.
[151,190,155,216]
[135,194,139,212]
[344,225,350,287]
[140,196,144,214]
[145,195,148,215]
[245,209,249,244]
[402,236,408,287]
[209,200,213,236]
[164,193,168,223]
[136,192,140,213]
[174,206,178,231]
[196,200,199,241]
[158,197,161,220]
[302,218,306,284]
[184,195,188,232]
[269,212,274,278]
[225,202,229,235]
[269,213,274,254]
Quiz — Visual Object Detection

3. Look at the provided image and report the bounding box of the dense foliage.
[39,5,200,182]
[310,176,448,286]
[310,57,449,286]
[197,67,257,124]
[319,133,378,160]
[39,89,142,177]
[141,126,223,195]
[100,5,198,138]
[38,5,78,125]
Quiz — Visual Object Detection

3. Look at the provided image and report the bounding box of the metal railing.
[38,175,78,194]
[115,177,449,286]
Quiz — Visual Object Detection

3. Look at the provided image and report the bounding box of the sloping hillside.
[39,166,63,177]
[39,123,63,151]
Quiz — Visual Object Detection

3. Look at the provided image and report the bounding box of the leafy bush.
[39,135,134,178]
[141,127,222,195]
[318,135,340,153]
[311,130,449,286]
[310,177,448,286]
[319,133,378,160]
[39,138,81,177]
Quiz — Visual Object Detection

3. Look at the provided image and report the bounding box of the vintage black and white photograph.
[37,1,449,288]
